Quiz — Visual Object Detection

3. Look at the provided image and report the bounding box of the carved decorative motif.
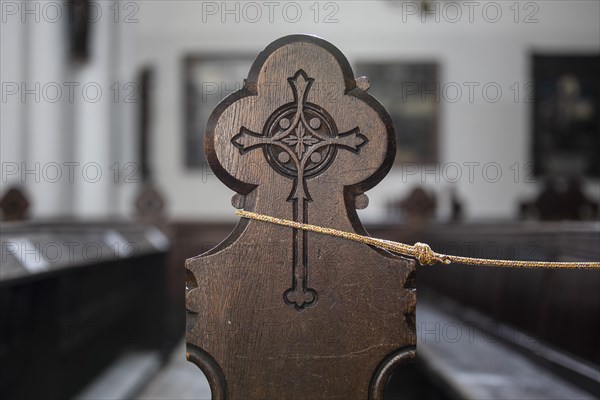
[232,69,367,309]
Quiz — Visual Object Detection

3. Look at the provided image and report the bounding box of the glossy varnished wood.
[185,35,416,399]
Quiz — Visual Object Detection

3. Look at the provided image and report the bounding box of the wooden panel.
[185,35,416,399]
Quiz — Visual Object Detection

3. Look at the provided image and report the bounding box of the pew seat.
[0,220,175,399]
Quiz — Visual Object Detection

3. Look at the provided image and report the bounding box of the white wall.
[3,1,598,221]
[1,0,139,219]
[134,0,599,223]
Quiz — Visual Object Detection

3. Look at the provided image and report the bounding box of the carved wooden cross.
[186,35,416,399]
[231,69,368,310]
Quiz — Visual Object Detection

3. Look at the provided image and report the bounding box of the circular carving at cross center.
[263,103,337,179]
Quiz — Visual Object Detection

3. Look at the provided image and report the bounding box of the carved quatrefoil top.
[232,70,368,200]
[206,35,396,204]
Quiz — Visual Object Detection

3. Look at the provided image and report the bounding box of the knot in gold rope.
[413,242,438,266]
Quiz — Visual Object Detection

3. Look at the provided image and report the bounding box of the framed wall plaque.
[532,55,600,177]
[354,62,439,164]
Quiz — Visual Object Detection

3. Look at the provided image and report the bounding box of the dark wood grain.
[185,34,416,399]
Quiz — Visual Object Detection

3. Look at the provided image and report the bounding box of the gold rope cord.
[236,210,600,269]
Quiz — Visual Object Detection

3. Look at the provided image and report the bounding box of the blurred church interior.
[1,1,599,399]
